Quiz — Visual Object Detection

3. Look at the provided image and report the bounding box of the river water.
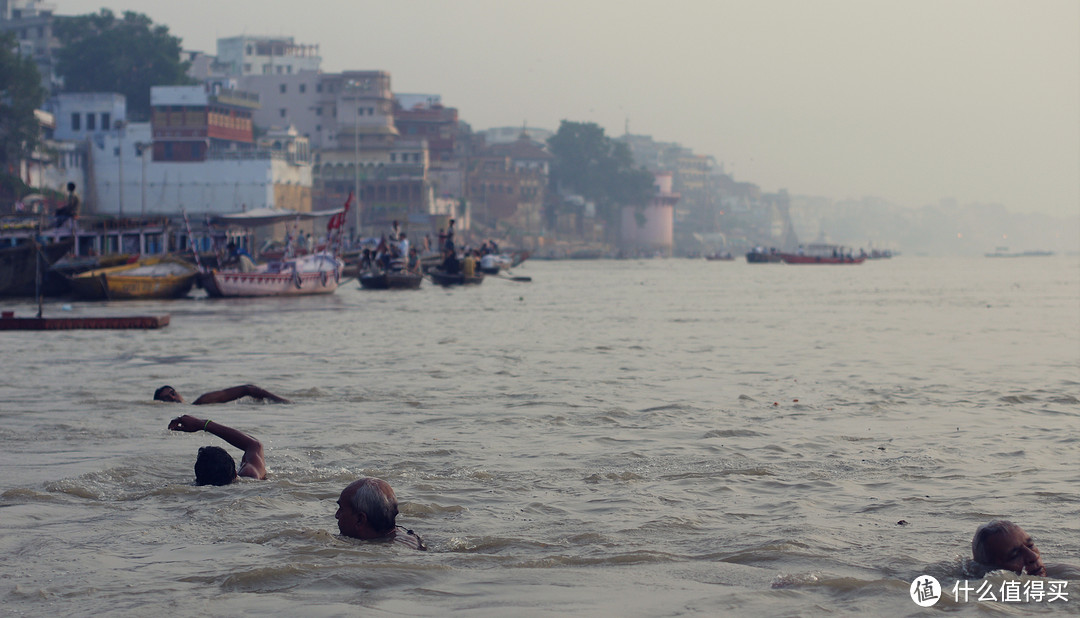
[1,256,1077,616]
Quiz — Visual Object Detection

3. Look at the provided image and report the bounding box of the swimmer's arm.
[192,384,291,405]
[168,415,266,479]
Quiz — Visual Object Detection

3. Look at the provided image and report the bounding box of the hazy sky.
[60,0,1079,217]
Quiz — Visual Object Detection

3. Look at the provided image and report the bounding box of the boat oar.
[493,273,532,282]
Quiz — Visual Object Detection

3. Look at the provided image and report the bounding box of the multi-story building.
[150,84,259,162]
[394,94,459,165]
[479,125,554,146]
[216,35,321,77]
[84,85,312,233]
[468,130,551,241]
[0,0,58,92]
[48,92,126,141]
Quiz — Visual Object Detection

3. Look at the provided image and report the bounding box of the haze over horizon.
[59,0,1080,220]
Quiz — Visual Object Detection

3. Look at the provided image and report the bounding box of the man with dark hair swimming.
[336,478,426,550]
[154,384,290,405]
[168,414,266,485]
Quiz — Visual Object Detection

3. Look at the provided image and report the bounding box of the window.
[71,113,80,131]
[280,109,287,118]
[276,66,283,74]
[86,113,96,131]
[280,84,286,93]
[315,107,322,116]
[299,84,306,93]
[243,63,252,73]
[390,153,396,162]
[316,83,323,93]
[316,125,321,132]
[101,113,110,130]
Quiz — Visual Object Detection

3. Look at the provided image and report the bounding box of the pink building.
[620,172,679,256]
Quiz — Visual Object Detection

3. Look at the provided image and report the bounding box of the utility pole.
[355,95,360,238]
[136,142,149,218]
[114,120,125,218]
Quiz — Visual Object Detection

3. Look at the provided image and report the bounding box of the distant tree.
[54,9,194,121]
[547,120,654,239]
[0,32,48,175]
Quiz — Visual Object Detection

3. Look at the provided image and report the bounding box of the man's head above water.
[154,385,183,403]
[335,478,399,540]
[972,520,1046,577]
[194,445,237,486]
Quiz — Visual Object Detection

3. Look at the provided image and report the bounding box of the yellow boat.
[69,256,199,300]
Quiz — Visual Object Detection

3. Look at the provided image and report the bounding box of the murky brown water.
[1,256,1077,615]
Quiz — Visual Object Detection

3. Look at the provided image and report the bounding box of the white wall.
[89,127,311,217]
[50,93,126,141]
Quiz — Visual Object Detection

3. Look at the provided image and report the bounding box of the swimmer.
[336,478,426,550]
[167,414,265,485]
[154,384,290,405]
[972,520,1046,576]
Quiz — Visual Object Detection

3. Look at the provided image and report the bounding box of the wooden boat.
[359,270,423,290]
[0,238,74,296]
[428,269,484,286]
[478,250,531,274]
[69,256,200,300]
[45,253,137,296]
[778,244,865,264]
[201,252,344,297]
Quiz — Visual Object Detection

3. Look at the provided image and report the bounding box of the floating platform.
[0,311,170,330]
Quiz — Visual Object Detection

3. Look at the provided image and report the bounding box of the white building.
[88,122,312,218]
[48,93,126,141]
[478,125,554,145]
[217,36,321,77]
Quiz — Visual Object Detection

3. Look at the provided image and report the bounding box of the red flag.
[327,192,353,233]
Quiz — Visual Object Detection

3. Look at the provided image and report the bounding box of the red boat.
[779,244,865,264]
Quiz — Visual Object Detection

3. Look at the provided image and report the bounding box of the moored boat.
[0,238,75,296]
[200,252,344,297]
[69,256,199,300]
[46,253,137,296]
